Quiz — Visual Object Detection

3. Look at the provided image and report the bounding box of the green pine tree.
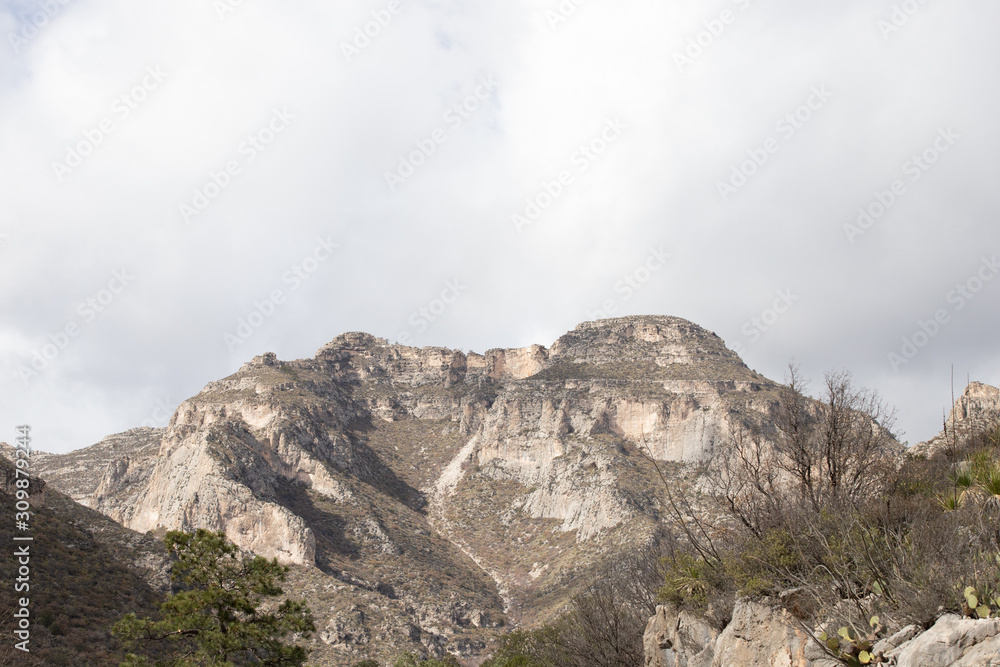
[112,529,315,666]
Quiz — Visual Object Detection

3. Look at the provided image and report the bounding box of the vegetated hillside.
[642,378,1000,667]
[17,316,840,664]
[0,454,168,666]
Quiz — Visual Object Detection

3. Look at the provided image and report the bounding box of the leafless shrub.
[707,365,899,537]
[658,365,1000,638]
[544,542,671,667]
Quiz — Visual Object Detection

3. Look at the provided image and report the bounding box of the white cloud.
[1,0,997,452]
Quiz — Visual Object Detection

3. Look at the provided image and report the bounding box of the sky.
[1,0,997,454]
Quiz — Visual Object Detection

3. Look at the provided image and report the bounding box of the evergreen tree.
[113,529,315,666]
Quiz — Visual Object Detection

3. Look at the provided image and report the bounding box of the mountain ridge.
[7,315,806,663]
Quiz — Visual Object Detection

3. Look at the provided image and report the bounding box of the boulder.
[893,614,1000,667]
[711,599,840,667]
[644,604,718,667]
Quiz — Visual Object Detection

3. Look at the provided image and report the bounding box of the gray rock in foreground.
[644,602,1000,667]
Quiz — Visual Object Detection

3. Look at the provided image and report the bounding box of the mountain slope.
[912,381,1000,457]
[0,453,168,666]
[19,315,795,663]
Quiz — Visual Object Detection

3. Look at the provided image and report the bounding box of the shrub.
[391,653,461,667]
[112,529,315,666]
[660,365,1000,645]
[480,629,557,667]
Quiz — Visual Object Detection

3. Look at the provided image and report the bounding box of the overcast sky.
[1,0,997,454]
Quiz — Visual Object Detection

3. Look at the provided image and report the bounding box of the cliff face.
[912,381,1000,457]
[21,315,789,663]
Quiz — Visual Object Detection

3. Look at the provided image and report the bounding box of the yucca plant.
[943,451,1000,509]
[953,465,974,491]
[939,493,961,511]
[942,465,975,510]
[977,467,1000,507]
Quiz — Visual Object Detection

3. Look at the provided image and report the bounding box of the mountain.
[911,381,1000,457]
[15,315,791,664]
[0,452,169,666]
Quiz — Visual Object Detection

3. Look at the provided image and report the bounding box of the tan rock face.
[710,600,816,667]
[109,427,317,566]
[643,604,718,667]
[643,600,841,667]
[23,315,798,661]
[485,345,549,380]
[893,614,1000,667]
[912,381,1000,456]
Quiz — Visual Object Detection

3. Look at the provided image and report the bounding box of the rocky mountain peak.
[550,315,742,365]
[521,316,758,387]
[912,380,1000,456]
[317,331,390,356]
[13,316,795,662]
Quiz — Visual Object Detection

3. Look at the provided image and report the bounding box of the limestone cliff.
[20,315,792,663]
[912,381,1000,457]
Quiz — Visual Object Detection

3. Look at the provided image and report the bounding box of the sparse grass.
[660,412,1000,641]
[529,359,759,384]
[360,416,467,491]
[0,460,165,666]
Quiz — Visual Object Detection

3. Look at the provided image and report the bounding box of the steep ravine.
[14,315,803,663]
[427,430,517,617]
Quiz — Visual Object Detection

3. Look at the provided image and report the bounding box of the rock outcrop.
[643,604,719,667]
[644,602,1000,667]
[912,381,1000,457]
[892,614,1000,667]
[15,316,796,663]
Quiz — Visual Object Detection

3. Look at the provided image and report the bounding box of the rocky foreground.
[643,379,1000,667]
[644,598,1000,667]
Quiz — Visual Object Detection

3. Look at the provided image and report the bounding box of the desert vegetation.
[390,367,1000,667]
[113,529,315,666]
[0,458,163,667]
[655,366,1000,663]
[90,362,1000,666]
